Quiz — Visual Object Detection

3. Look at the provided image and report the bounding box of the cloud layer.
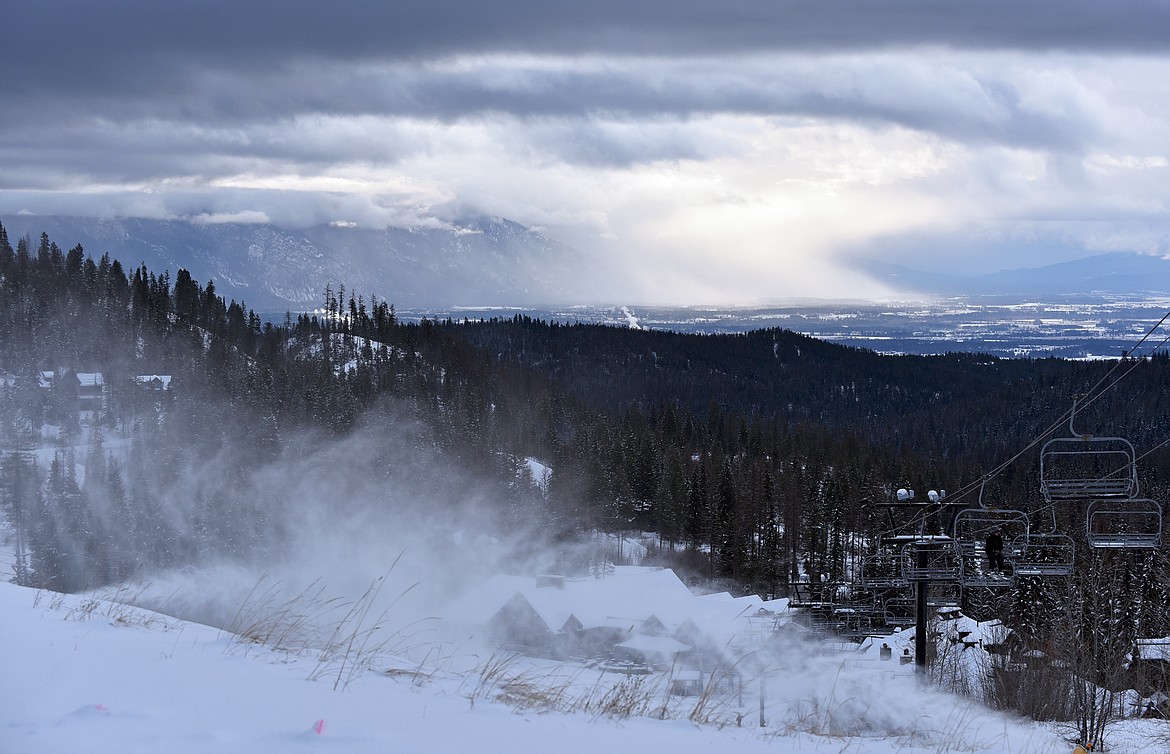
[3,2,1170,301]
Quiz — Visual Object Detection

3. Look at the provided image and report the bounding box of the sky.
[4,1,1170,301]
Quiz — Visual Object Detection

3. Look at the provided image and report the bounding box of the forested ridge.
[2,222,1169,614]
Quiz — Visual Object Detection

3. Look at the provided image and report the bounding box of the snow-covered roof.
[524,457,551,493]
[1135,637,1170,662]
[76,372,103,387]
[656,591,766,642]
[528,567,692,631]
[935,613,1004,646]
[521,584,581,632]
[443,567,750,638]
[442,573,533,625]
[133,374,173,390]
[614,635,691,657]
[760,597,790,612]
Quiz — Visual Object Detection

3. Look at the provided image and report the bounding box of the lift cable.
[942,308,1170,508]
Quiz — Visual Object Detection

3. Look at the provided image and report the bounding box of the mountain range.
[0,214,605,311]
[855,252,1170,298]
[4,214,1169,309]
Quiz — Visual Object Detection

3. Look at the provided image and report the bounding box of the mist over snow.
[107,410,564,645]
[1,386,1163,752]
[0,386,1109,754]
[1,575,1091,754]
[0,408,1144,754]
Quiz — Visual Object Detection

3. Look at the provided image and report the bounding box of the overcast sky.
[4,1,1170,302]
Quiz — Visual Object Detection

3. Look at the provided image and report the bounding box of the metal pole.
[759,674,766,727]
[915,545,928,673]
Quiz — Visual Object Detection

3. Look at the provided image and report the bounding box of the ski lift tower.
[873,487,967,673]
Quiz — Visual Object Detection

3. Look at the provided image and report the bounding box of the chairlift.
[1040,438,1139,500]
[788,581,844,632]
[882,597,916,628]
[1086,498,1163,549]
[1010,532,1076,577]
[1039,400,1138,501]
[952,507,1030,552]
[876,589,959,628]
[960,564,1016,588]
[873,488,965,546]
[925,581,962,608]
[953,507,1029,586]
[859,552,911,588]
[795,604,839,633]
[901,539,961,581]
[833,602,883,638]
[786,581,833,606]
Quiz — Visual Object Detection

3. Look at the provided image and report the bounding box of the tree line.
[2,223,1170,687]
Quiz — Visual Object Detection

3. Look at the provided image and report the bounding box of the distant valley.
[397,296,1170,359]
[5,214,1170,358]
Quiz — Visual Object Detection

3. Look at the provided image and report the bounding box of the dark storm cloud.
[1,1,1156,167]
[0,54,1105,160]
[7,0,1170,101]
[4,0,1169,299]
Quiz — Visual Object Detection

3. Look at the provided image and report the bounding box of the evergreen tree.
[0,449,40,585]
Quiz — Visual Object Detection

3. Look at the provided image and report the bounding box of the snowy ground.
[0,577,1116,754]
[2,530,1166,753]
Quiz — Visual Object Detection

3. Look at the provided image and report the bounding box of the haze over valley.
[5,213,1170,360]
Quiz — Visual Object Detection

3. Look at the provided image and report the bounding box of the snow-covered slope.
[0,577,1103,754]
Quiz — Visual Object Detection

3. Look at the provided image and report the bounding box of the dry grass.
[460,650,748,727]
[224,575,344,654]
[34,584,176,630]
[306,563,428,691]
[220,555,432,691]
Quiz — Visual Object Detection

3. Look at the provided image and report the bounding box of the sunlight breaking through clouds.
[4,3,1170,300]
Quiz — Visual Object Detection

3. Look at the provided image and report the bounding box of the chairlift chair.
[1085,498,1163,549]
[901,539,961,581]
[882,596,916,629]
[1040,436,1139,500]
[1039,400,1138,501]
[1010,532,1076,577]
[859,552,911,588]
[953,507,1029,586]
[833,601,883,638]
[952,507,1030,549]
[925,581,962,609]
[788,581,837,608]
[959,558,1018,588]
[789,581,845,632]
